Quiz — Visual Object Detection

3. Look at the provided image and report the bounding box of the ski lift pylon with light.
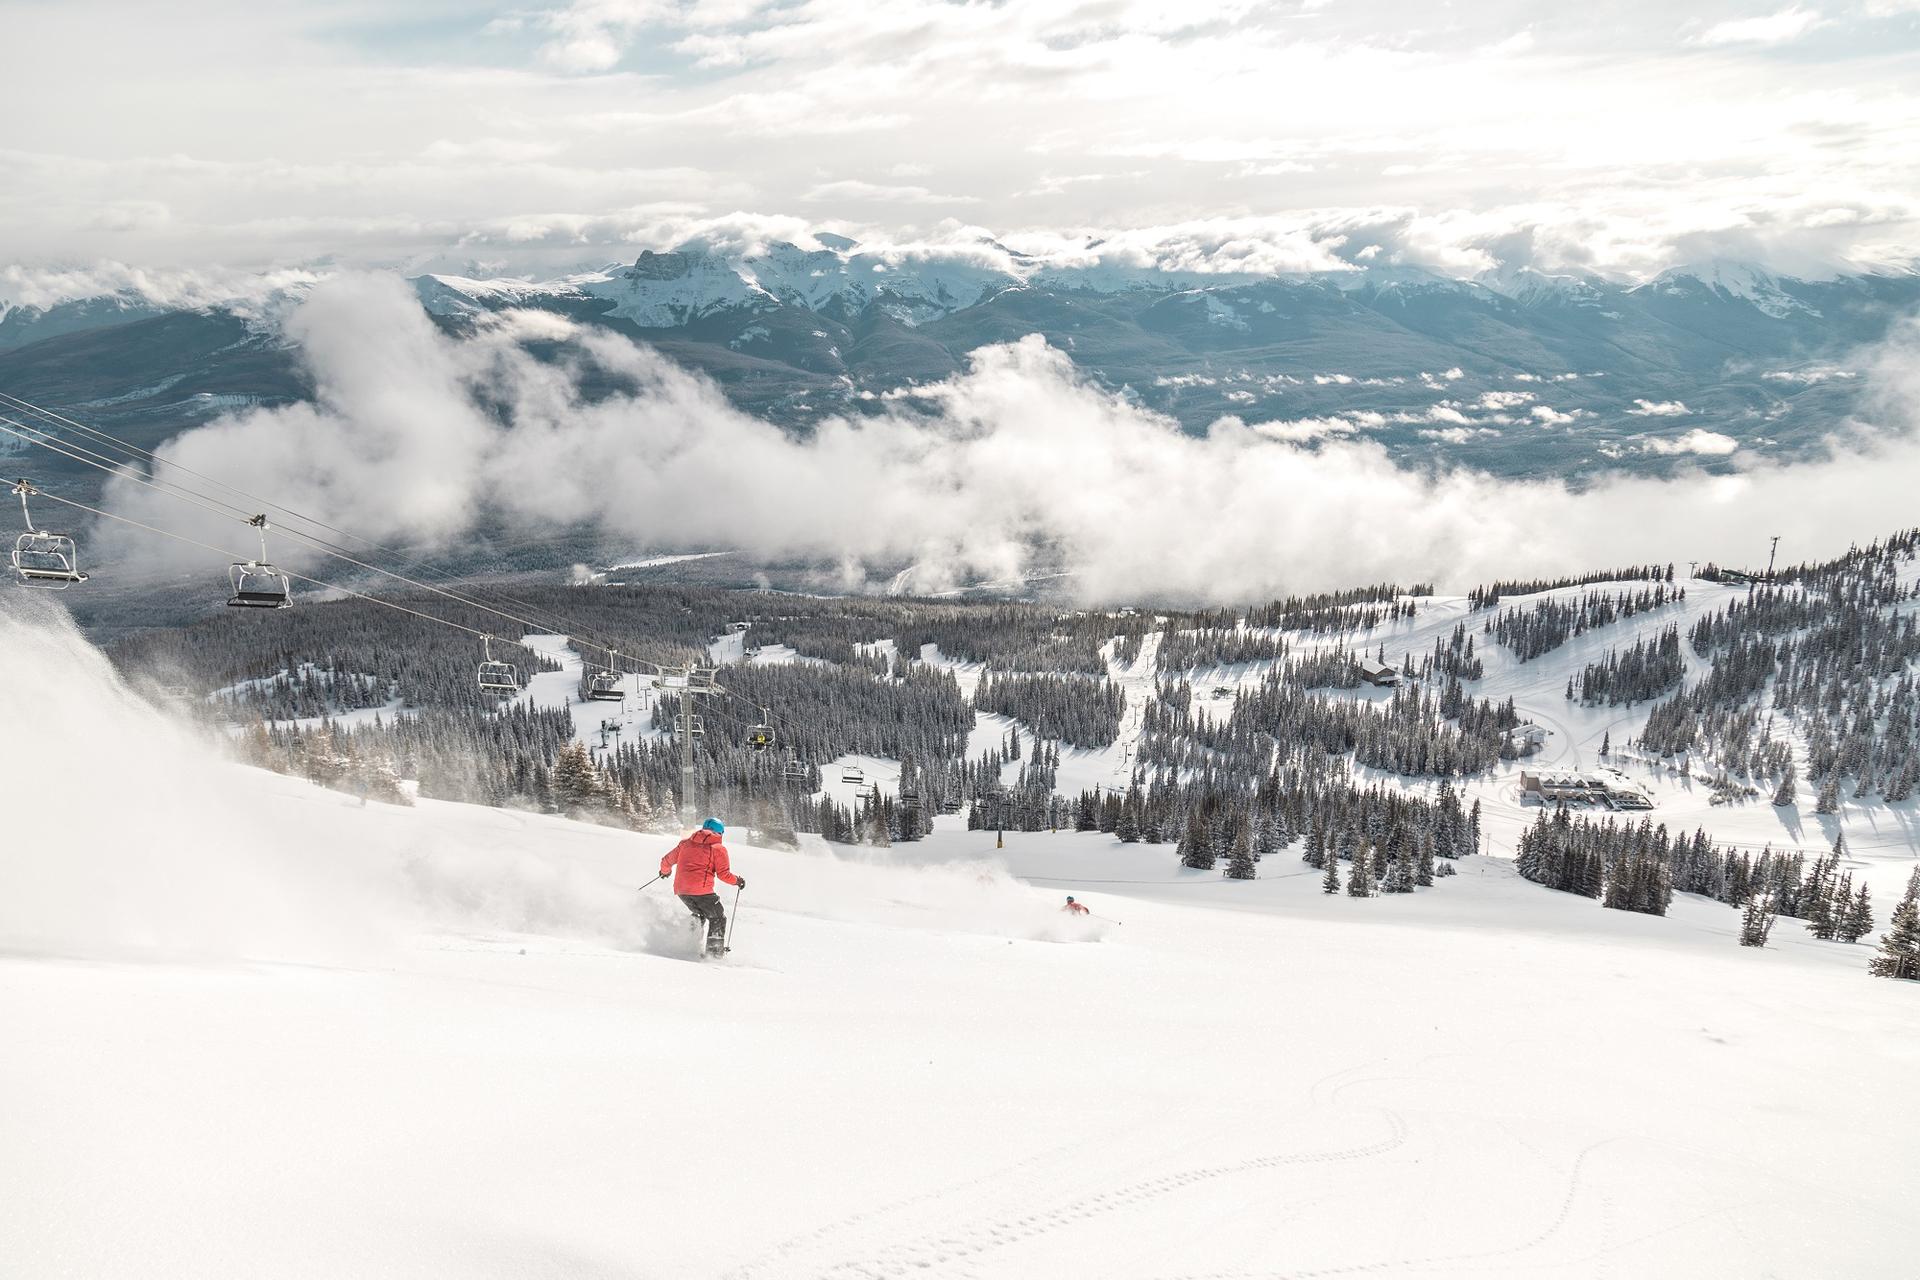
[8,480,88,588]
[478,636,518,691]
[227,514,292,609]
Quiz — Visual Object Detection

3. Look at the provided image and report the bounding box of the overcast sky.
[4,0,1920,282]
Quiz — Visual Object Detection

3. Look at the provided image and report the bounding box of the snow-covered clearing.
[518,633,668,752]
[4,596,1918,1278]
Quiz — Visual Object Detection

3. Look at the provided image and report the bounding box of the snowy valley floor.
[4,607,1919,1279]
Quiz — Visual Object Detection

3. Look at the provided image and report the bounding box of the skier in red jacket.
[1063,895,1090,916]
[659,818,743,957]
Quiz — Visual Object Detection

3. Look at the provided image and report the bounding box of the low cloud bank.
[103,276,1920,604]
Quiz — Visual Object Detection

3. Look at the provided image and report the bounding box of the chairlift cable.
[2,394,775,676]
[27,489,496,641]
[5,393,821,723]
[0,394,617,647]
[0,413,646,661]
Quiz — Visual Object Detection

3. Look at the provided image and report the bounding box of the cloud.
[1764,365,1857,384]
[1693,8,1826,46]
[801,181,980,205]
[0,261,322,315]
[1639,428,1740,456]
[1626,398,1691,416]
[91,276,1920,606]
[2,0,1917,277]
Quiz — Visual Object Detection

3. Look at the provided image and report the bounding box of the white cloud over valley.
[97,277,1920,604]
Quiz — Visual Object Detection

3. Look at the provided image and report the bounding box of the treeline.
[1573,625,1684,706]
[1640,538,1920,801]
[1006,758,1480,899]
[1469,564,1674,610]
[974,671,1126,749]
[111,598,560,714]
[1489,584,1682,661]
[1515,809,1873,940]
[1156,626,1292,672]
[1144,673,1519,779]
[1188,584,1427,633]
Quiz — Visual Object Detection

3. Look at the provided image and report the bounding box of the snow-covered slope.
[6,583,1920,1277]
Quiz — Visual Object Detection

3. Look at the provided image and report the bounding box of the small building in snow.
[1357,657,1400,687]
[1510,723,1550,753]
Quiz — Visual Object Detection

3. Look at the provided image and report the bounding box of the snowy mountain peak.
[1640,259,1815,318]
[1474,265,1612,306]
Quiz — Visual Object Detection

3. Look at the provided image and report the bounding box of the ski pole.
[638,871,670,894]
[724,883,743,952]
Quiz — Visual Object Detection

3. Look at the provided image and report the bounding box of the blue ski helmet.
[702,817,726,835]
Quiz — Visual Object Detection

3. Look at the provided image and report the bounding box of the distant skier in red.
[659,818,744,958]
[1063,895,1090,916]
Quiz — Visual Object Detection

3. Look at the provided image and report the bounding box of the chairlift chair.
[586,650,625,701]
[8,480,88,588]
[841,765,865,785]
[227,515,292,609]
[782,751,810,783]
[747,708,775,752]
[477,637,518,691]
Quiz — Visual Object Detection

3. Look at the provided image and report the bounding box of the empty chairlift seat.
[11,530,87,587]
[228,561,293,609]
[8,481,87,588]
[228,515,292,609]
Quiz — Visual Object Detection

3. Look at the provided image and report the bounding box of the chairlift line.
[4,398,806,712]
[22,486,498,641]
[4,392,829,744]
[0,400,629,659]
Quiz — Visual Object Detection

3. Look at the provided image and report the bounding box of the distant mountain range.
[3,240,1917,502]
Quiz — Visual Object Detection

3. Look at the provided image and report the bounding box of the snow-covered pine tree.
[1842,883,1874,943]
[1868,870,1920,980]
[1739,892,1777,947]
[552,741,609,816]
[1179,811,1216,871]
[1321,846,1342,894]
[1815,775,1840,814]
[1346,843,1372,897]
[1226,819,1256,880]
[1253,810,1279,861]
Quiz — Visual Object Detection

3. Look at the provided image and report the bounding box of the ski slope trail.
[3,598,1918,1279]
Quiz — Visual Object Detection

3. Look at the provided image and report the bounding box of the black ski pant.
[678,892,727,953]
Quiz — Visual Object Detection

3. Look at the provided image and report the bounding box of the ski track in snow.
[8,584,1920,1279]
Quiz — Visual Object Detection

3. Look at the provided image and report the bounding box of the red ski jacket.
[661,829,739,895]
[1064,900,1090,915]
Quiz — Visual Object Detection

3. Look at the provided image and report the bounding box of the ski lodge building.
[1520,770,1656,810]
[1357,657,1400,687]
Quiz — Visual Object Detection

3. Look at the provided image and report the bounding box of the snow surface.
[5,591,1920,1279]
